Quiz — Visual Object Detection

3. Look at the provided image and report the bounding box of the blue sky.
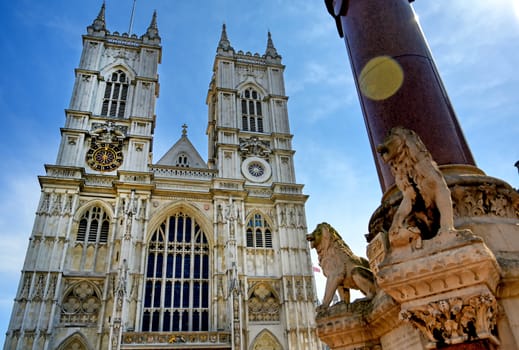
[1,1,518,344]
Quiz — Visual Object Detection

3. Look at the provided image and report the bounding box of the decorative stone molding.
[401,294,498,347]
[376,233,501,304]
[315,293,401,350]
[367,176,519,243]
[122,331,231,346]
[239,136,272,158]
[91,121,128,140]
[451,180,519,219]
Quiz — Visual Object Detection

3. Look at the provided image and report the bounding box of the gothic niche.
[248,282,280,322]
[57,333,89,350]
[60,281,102,325]
[400,294,498,347]
[252,330,282,350]
[376,127,458,249]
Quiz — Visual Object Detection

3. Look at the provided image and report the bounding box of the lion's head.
[377,126,431,166]
[376,126,410,163]
[306,222,330,249]
[307,222,356,255]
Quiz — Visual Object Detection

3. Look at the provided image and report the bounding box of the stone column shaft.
[327,0,476,192]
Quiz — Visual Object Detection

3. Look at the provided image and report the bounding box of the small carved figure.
[377,127,456,245]
[306,223,376,307]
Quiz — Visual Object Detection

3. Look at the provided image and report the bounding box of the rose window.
[248,162,265,177]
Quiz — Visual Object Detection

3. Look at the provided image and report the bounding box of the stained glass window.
[142,212,209,331]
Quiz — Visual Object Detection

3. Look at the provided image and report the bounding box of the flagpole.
[128,0,137,35]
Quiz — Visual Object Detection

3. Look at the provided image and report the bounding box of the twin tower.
[4,5,320,350]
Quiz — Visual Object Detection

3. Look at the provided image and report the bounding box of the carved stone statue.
[377,127,456,247]
[307,223,376,308]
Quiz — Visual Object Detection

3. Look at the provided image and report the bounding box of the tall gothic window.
[246,213,272,248]
[77,206,110,244]
[143,212,210,332]
[70,205,111,272]
[241,88,263,132]
[101,70,129,118]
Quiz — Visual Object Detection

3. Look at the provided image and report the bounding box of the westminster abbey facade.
[4,5,320,350]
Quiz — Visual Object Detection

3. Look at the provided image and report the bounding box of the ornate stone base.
[315,293,401,350]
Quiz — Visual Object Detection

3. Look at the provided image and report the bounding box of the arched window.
[77,206,110,244]
[175,153,190,167]
[143,212,210,332]
[241,88,264,132]
[246,213,272,248]
[101,70,129,118]
[70,205,111,272]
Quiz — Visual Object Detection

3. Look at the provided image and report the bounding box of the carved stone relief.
[401,294,498,347]
[248,282,280,322]
[239,136,271,158]
[376,127,457,249]
[60,280,102,325]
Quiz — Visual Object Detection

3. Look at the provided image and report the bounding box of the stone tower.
[3,6,320,350]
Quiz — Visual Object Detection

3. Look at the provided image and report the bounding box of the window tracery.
[101,70,129,118]
[246,213,272,248]
[60,281,101,326]
[142,212,210,332]
[175,153,190,167]
[241,87,264,132]
[71,205,111,272]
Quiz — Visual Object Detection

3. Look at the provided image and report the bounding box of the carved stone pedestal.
[315,293,401,350]
[369,228,501,348]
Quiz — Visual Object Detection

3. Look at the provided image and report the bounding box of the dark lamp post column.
[326,0,476,192]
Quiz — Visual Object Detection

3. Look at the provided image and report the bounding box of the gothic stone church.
[4,5,320,350]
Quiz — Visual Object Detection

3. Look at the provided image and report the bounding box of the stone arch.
[69,200,114,272]
[247,281,280,322]
[99,62,136,82]
[141,202,212,332]
[249,329,282,350]
[56,332,91,350]
[245,211,274,249]
[245,209,274,229]
[73,199,114,222]
[146,200,213,245]
[236,79,267,97]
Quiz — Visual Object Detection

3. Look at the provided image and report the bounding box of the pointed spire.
[217,23,234,54]
[149,10,158,31]
[87,2,107,35]
[142,10,161,43]
[264,31,281,60]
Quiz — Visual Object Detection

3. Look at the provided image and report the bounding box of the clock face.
[86,142,123,171]
[241,157,271,183]
[248,162,265,177]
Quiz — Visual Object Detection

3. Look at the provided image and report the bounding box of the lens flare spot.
[359,56,404,101]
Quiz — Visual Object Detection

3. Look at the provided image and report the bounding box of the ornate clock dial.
[86,142,123,171]
[241,156,271,183]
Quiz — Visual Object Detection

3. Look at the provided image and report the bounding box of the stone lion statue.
[307,223,376,307]
[376,127,455,247]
